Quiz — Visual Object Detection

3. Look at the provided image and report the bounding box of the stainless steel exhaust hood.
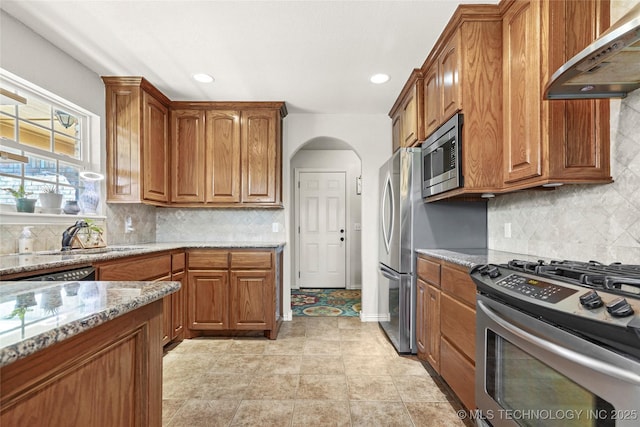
[545,3,640,100]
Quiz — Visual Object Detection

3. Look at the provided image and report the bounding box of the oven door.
[476,294,640,427]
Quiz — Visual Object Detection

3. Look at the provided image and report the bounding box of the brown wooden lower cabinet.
[187,248,282,339]
[94,250,185,347]
[0,300,163,427]
[416,253,476,410]
[440,335,476,411]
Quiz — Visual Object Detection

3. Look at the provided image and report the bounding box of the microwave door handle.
[478,300,640,385]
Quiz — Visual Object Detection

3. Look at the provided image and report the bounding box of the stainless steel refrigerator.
[378,147,487,354]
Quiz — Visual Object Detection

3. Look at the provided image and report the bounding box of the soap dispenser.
[18,226,34,254]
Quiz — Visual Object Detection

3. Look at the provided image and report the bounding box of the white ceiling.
[1,0,497,115]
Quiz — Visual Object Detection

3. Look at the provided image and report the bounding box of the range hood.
[545,3,640,100]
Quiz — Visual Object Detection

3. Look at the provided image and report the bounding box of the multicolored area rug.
[291,288,361,317]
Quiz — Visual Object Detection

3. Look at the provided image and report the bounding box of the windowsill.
[0,211,106,225]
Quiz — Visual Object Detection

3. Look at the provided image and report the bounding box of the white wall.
[0,11,103,125]
[290,149,362,289]
[283,114,390,321]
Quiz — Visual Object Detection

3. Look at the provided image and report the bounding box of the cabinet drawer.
[440,293,475,362]
[97,254,171,281]
[188,250,229,269]
[441,264,476,307]
[230,251,272,269]
[417,256,440,286]
[440,337,475,410]
[172,252,186,272]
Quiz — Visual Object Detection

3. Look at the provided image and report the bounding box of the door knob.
[340,229,345,233]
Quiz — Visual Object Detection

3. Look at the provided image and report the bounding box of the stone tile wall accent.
[156,208,286,243]
[488,92,640,264]
[106,203,156,245]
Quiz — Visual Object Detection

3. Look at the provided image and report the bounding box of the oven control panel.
[496,274,578,303]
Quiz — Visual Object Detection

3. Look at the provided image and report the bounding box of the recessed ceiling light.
[192,73,214,83]
[370,73,390,84]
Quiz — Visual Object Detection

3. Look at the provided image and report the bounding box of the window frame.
[0,68,104,224]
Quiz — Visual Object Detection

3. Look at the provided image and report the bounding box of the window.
[0,69,100,213]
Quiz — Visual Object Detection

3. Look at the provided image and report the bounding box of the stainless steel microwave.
[421,113,463,198]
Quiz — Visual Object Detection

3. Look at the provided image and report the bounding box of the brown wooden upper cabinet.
[103,77,286,208]
[389,69,424,152]
[170,104,284,207]
[501,0,611,190]
[395,1,613,202]
[420,5,504,200]
[424,31,462,137]
[103,77,171,204]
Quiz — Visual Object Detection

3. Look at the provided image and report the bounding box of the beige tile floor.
[162,316,469,426]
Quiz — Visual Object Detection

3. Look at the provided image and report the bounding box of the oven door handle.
[478,300,640,385]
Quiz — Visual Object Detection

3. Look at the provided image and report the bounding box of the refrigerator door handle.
[381,173,394,254]
[380,264,400,281]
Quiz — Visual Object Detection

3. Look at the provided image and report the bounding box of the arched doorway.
[290,137,362,317]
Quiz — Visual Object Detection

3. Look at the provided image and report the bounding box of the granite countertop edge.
[0,280,180,368]
[0,241,287,276]
[415,248,549,270]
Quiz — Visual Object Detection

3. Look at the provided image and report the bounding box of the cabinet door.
[423,64,440,137]
[440,32,461,122]
[503,0,542,184]
[547,0,610,182]
[188,270,229,330]
[401,87,418,147]
[241,110,280,203]
[416,278,428,359]
[172,110,206,202]
[229,270,273,330]
[142,91,169,203]
[171,270,185,340]
[205,110,241,203]
[162,294,172,346]
[104,85,142,202]
[153,274,172,347]
[426,284,441,373]
[391,112,402,153]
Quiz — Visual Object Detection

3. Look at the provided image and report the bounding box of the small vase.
[79,181,100,214]
[63,200,81,215]
[16,198,36,213]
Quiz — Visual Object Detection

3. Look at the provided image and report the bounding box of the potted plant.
[2,184,36,213]
[38,184,63,212]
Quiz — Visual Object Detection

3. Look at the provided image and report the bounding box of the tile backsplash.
[155,208,286,242]
[107,203,156,245]
[488,93,640,264]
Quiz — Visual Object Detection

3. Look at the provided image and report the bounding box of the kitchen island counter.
[0,241,286,277]
[0,279,180,367]
[415,248,549,270]
[0,279,178,426]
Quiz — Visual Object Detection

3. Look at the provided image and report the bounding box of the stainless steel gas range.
[471,259,640,427]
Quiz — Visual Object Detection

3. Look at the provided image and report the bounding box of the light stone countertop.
[415,248,550,270]
[0,279,180,367]
[0,241,286,277]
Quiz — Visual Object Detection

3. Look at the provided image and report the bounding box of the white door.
[297,171,346,288]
